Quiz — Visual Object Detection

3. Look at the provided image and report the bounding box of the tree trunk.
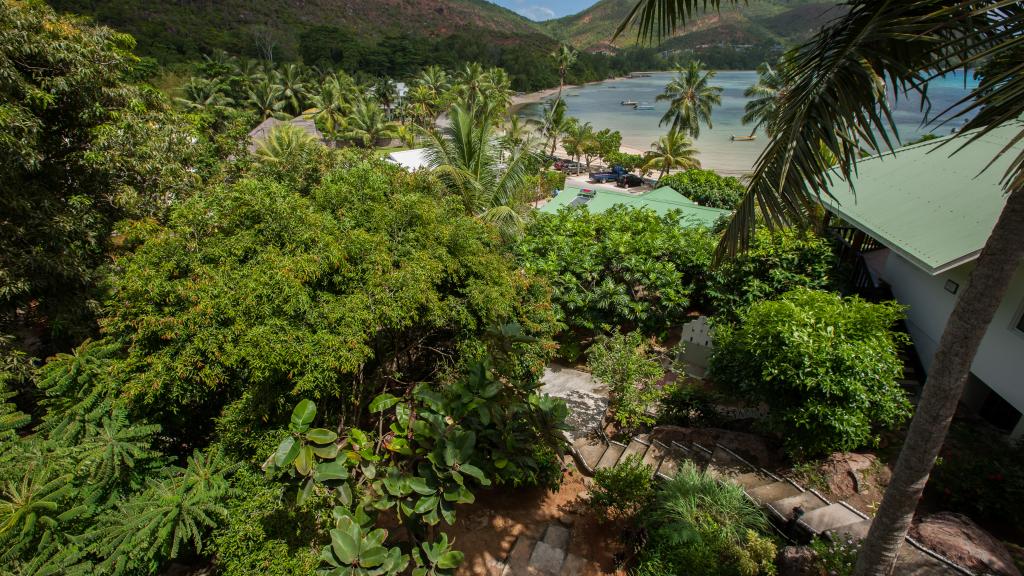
[853,184,1024,575]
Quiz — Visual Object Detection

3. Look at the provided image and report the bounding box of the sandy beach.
[510,75,634,111]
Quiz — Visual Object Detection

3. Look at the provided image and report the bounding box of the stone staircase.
[489,522,599,576]
[567,433,976,576]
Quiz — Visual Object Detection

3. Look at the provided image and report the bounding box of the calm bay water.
[518,70,979,175]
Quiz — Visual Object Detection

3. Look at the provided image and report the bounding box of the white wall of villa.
[881,251,1024,438]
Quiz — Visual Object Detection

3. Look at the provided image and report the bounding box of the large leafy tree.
[655,60,722,138]
[101,157,555,443]
[0,1,216,354]
[618,1,1024,573]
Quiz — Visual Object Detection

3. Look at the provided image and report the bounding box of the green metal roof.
[821,125,1022,275]
[538,185,730,228]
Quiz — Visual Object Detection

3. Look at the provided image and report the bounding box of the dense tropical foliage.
[658,169,745,210]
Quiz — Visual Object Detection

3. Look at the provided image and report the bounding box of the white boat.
[634,102,654,110]
[621,100,637,106]
[730,134,757,141]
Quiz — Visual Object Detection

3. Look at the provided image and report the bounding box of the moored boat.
[634,102,654,110]
[621,100,637,105]
[730,134,757,141]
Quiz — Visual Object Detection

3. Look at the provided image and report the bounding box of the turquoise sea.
[518,70,979,175]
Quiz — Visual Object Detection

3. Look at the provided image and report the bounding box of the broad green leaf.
[294,445,314,476]
[437,551,465,569]
[290,399,317,433]
[315,461,349,482]
[360,545,388,567]
[408,476,434,495]
[274,436,300,468]
[415,495,439,514]
[365,528,388,549]
[337,482,353,506]
[306,428,338,445]
[313,443,340,459]
[369,393,400,413]
[459,463,487,484]
[330,528,359,565]
[297,476,314,505]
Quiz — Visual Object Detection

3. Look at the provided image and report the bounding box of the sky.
[491,0,599,21]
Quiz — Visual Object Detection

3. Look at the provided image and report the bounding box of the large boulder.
[818,452,887,499]
[778,546,819,576]
[909,512,1021,576]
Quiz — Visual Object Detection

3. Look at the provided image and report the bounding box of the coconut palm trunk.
[854,184,1024,575]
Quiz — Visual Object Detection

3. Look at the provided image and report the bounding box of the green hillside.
[47,0,550,62]
[541,0,844,53]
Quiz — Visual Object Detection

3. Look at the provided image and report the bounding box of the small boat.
[621,100,637,106]
[634,103,654,110]
[730,134,757,141]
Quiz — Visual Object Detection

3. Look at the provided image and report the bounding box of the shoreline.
[510,74,637,113]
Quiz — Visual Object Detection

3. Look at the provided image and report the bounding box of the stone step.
[732,471,778,491]
[571,436,607,472]
[767,491,830,523]
[619,437,651,466]
[595,441,626,470]
[542,524,571,550]
[501,536,536,576]
[656,444,690,479]
[707,445,750,478]
[642,440,669,472]
[799,503,866,534]
[746,480,803,506]
[686,441,712,470]
[828,518,873,541]
[528,540,567,576]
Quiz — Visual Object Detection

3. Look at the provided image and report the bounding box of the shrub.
[588,454,655,522]
[709,288,912,458]
[657,382,724,428]
[518,206,716,335]
[929,423,1024,525]
[633,462,777,576]
[603,151,645,172]
[658,169,746,209]
[810,535,860,576]
[588,331,666,430]
[703,228,836,320]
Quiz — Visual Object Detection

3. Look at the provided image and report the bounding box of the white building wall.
[882,253,1024,437]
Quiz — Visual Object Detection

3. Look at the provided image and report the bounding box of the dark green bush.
[588,454,655,523]
[703,228,836,321]
[518,206,716,335]
[658,169,746,209]
[710,288,911,458]
[929,423,1024,525]
[657,382,724,428]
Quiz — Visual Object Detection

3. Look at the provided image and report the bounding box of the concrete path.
[540,363,609,441]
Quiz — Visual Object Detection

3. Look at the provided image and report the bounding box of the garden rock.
[819,452,884,499]
[778,546,818,576]
[909,512,1021,576]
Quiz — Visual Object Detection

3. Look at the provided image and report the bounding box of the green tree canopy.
[101,157,556,446]
[657,169,745,210]
[709,288,912,458]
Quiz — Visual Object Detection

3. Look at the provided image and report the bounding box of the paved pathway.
[540,363,609,441]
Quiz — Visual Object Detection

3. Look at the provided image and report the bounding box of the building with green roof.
[821,124,1024,438]
[538,185,730,228]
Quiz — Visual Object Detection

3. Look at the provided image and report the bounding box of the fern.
[74,411,162,497]
[76,447,237,575]
[36,339,123,444]
[0,462,80,565]
[0,380,29,443]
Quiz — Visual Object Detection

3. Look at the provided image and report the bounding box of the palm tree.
[247,79,288,120]
[415,65,450,98]
[618,2,1024,575]
[406,84,438,129]
[551,43,578,101]
[272,63,309,116]
[175,78,235,114]
[254,124,318,163]
[344,99,398,148]
[453,62,488,110]
[374,78,398,116]
[561,119,594,164]
[422,104,541,240]
[310,76,351,145]
[643,130,700,179]
[542,98,570,156]
[742,59,787,137]
[656,61,722,138]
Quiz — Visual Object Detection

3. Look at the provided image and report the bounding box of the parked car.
[555,160,583,175]
[616,173,644,188]
[589,165,627,183]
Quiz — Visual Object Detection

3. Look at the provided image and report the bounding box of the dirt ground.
[446,464,627,575]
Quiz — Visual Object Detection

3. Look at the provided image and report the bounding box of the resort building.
[821,125,1024,438]
[386,148,431,172]
[540,185,731,228]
